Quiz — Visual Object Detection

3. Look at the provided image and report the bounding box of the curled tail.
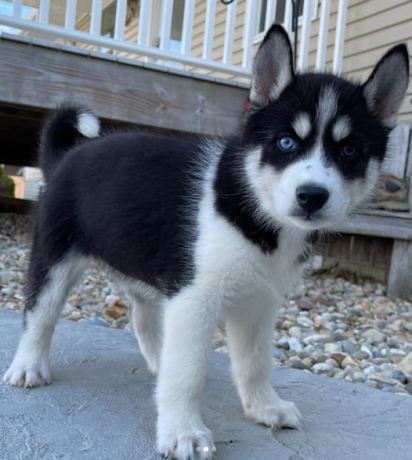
[39,105,100,181]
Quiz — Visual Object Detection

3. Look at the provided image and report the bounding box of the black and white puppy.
[4,25,409,460]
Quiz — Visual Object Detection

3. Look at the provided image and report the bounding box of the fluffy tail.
[39,105,100,181]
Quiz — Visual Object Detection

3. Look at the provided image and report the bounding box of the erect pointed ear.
[362,44,409,129]
[250,24,295,109]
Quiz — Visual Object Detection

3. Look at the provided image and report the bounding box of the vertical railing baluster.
[223,0,237,65]
[202,0,216,60]
[90,0,102,35]
[265,0,278,30]
[283,0,293,37]
[137,0,150,46]
[12,0,22,19]
[38,0,50,24]
[242,0,257,70]
[114,0,127,40]
[298,0,314,70]
[65,0,77,30]
[316,0,331,71]
[333,0,348,73]
[181,0,195,55]
[159,0,174,50]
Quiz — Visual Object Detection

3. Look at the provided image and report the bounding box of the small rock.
[303,334,330,345]
[353,371,366,382]
[404,322,412,333]
[297,298,316,310]
[392,370,408,385]
[325,358,339,368]
[1,287,15,296]
[330,353,347,368]
[382,386,409,395]
[367,374,401,387]
[301,357,314,368]
[312,363,335,376]
[333,370,345,379]
[272,348,287,361]
[289,326,302,338]
[396,352,412,375]
[297,316,314,328]
[0,272,13,283]
[290,361,311,371]
[405,382,412,395]
[288,337,303,353]
[362,329,385,344]
[324,343,340,354]
[85,317,110,327]
[341,340,357,355]
[342,356,362,369]
[331,330,346,342]
[353,351,370,361]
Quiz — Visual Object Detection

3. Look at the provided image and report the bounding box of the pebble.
[1,213,412,396]
[391,370,408,384]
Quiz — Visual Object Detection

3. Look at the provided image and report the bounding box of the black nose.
[296,185,330,213]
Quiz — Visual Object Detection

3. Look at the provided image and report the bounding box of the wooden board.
[0,36,248,136]
[338,214,412,241]
[387,240,412,298]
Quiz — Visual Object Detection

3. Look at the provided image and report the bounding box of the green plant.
[0,165,15,198]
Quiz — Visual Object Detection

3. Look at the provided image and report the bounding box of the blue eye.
[341,143,359,158]
[278,136,297,152]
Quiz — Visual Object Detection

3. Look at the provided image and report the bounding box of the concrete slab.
[1,309,411,460]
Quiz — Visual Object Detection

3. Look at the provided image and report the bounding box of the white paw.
[245,398,302,430]
[3,356,51,388]
[157,423,215,460]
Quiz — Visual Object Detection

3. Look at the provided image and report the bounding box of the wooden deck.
[0,33,249,166]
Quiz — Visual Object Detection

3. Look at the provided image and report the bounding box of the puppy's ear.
[362,44,409,129]
[250,24,295,109]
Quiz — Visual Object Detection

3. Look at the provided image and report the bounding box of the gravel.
[1,213,412,396]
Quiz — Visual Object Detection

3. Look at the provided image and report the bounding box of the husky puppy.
[4,25,409,460]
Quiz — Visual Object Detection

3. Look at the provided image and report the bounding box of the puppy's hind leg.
[128,294,163,375]
[3,241,88,388]
[226,294,302,430]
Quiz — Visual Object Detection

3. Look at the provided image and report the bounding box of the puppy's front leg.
[156,290,218,460]
[226,296,302,430]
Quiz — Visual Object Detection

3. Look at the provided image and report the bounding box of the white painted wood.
[38,0,50,24]
[0,15,251,77]
[242,0,257,70]
[159,0,174,51]
[407,131,412,207]
[388,240,412,298]
[298,0,314,70]
[90,0,102,35]
[223,0,237,65]
[333,0,348,73]
[114,0,127,41]
[385,124,410,177]
[265,0,278,31]
[283,0,293,37]
[65,0,77,30]
[316,0,331,71]
[202,0,216,60]
[181,0,195,55]
[12,0,22,19]
[137,0,150,45]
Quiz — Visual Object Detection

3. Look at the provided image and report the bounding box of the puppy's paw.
[3,357,51,388]
[246,398,302,430]
[158,423,214,460]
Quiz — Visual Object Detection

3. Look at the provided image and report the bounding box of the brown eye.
[341,143,359,159]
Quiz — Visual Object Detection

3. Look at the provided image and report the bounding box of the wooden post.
[387,240,412,299]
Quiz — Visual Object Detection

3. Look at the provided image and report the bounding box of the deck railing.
[0,0,348,79]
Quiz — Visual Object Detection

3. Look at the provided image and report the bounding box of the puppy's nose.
[296,185,329,213]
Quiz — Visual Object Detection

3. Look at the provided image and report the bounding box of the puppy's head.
[243,25,409,231]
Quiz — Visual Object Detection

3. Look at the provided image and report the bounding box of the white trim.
[137,0,150,45]
[223,0,237,65]
[114,0,127,41]
[38,0,50,24]
[181,0,195,55]
[316,0,331,71]
[90,0,102,35]
[12,0,22,18]
[202,0,216,60]
[159,0,174,51]
[298,0,314,70]
[333,0,348,73]
[242,0,257,71]
[64,0,77,30]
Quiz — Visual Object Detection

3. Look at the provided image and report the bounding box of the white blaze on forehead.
[292,113,311,139]
[332,116,351,142]
[317,86,338,134]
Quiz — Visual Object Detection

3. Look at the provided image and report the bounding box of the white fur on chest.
[192,169,307,308]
